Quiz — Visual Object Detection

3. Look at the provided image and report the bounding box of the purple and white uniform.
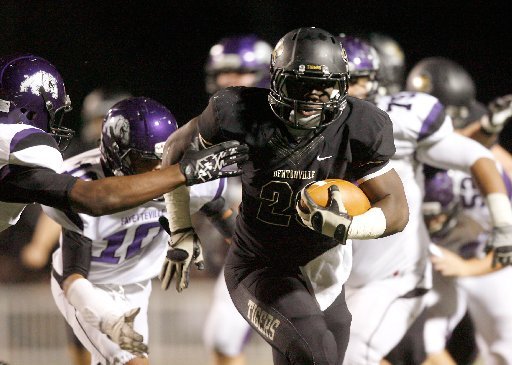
[335,91,495,365]
[44,148,225,364]
[423,168,512,365]
[0,123,74,232]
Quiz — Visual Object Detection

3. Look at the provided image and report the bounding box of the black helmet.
[406,57,477,128]
[268,27,349,130]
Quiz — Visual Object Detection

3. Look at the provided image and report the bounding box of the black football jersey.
[197,87,395,266]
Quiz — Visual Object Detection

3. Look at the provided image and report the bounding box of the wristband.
[485,193,512,227]
[347,207,387,239]
[164,185,192,232]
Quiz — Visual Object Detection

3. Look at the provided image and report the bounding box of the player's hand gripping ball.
[298,179,371,216]
[297,179,371,242]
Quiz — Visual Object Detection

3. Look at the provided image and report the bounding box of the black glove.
[487,225,512,267]
[180,139,249,186]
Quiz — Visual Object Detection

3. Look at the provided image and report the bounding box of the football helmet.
[338,35,380,99]
[406,57,476,128]
[368,33,405,95]
[100,97,178,176]
[0,54,74,150]
[268,27,349,130]
[205,34,272,94]
[422,166,460,237]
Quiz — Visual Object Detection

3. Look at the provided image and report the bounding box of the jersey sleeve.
[416,132,494,172]
[3,126,64,171]
[0,166,77,208]
[348,103,396,181]
[402,92,454,147]
[197,87,256,145]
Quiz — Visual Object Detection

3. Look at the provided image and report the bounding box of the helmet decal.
[20,71,59,99]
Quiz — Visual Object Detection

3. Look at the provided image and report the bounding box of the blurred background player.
[204,34,272,95]
[324,35,512,365]
[202,34,272,365]
[419,167,512,365]
[388,57,512,363]
[65,88,132,157]
[406,57,512,174]
[44,97,239,365]
[367,33,406,96]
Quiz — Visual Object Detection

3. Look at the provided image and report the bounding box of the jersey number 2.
[256,181,303,227]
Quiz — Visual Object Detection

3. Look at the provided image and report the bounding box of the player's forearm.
[70,164,186,216]
[462,253,501,276]
[471,158,509,196]
[359,169,409,237]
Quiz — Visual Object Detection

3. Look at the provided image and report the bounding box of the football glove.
[296,184,352,243]
[180,139,249,186]
[159,216,204,292]
[82,307,148,356]
[484,94,512,134]
[487,224,512,267]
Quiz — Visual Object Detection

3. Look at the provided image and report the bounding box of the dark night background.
[2,1,511,131]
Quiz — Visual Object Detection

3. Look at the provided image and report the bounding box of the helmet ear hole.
[26,111,36,120]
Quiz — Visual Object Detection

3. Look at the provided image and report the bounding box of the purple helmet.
[100,97,178,176]
[422,166,460,237]
[337,35,380,97]
[205,34,272,94]
[0,54,74,150]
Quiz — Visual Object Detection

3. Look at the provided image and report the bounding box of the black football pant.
[225,248,352,365]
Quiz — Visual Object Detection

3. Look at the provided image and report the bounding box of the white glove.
[487,224,512,267]
[82,307,148,356]
[296,184,352,243]
[159,216,204,292]
[483,94,512,134]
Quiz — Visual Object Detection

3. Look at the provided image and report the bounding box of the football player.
[204,34,272,95]
[202,34,272,365]
[160,27,409,365]
[406,57,512,177]
[367,32,406,97]
[44,97,236,365]
[419,167,512,365]
[0,54,249,233]
[313,35,512,365]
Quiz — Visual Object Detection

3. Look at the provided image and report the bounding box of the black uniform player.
[161,27,409,365]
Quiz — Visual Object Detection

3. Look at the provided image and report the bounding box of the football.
[299,179,371,216]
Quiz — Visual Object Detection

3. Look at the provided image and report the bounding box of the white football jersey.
[0,124,64,231]
[349,92,454,286]
[442,166,512,256]
[45,148,226,285]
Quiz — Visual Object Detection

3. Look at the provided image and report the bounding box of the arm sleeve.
[416,132,495,172]
[0,166,77,209]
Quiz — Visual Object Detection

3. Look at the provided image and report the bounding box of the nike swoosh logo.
[316,155,333,161]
